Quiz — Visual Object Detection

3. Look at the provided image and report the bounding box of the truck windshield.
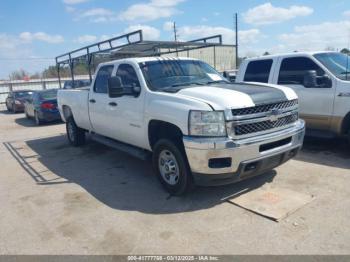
[139,60,228,91]
[314,52,350,81]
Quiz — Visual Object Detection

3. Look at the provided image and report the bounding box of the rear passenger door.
[242,59,274,83]
[274,56,335,130]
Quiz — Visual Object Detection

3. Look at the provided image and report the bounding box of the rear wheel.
[152,139,193,195]
[66,117,85,146]
[25,108,30,119]
[34,111,41,126]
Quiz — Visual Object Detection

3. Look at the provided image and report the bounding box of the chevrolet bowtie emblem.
[267,108,281,122]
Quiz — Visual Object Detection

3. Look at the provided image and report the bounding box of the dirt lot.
[0,108,350,255]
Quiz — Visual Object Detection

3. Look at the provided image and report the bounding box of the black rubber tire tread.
[152,139,194,196]
[66,116,86,147]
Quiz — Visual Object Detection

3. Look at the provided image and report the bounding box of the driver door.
[103,63,146,148]
[275,56,335,130]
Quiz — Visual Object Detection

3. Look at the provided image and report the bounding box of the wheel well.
[341,112,350,135]
[62,105,73,121]
[148,120,183,149]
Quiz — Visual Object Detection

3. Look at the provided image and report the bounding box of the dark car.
[63,79,90,89]
[5,90,33,113]
[24,89,61,125]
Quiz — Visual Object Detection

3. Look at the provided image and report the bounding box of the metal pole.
[173,22,178,57]
[56,57,62,89]
[235,13,239,69]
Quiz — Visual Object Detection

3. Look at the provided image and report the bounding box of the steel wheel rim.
[67,122,75,141]
[158,149,180,186]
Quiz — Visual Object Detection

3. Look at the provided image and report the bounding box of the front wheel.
[66,117,85,147]
[152,139,193,195]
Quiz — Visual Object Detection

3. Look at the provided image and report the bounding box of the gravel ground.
[0,109,349,255]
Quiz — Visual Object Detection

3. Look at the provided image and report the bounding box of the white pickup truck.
[236,51,350,141]
[58,57,305,195]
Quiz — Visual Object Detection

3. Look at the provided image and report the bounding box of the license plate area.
[259,137,292,152]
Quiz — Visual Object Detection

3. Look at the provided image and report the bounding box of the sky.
[0,0,350,78]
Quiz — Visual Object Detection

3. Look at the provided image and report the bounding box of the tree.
[9,69,28,80]
[341,48,350,55]
[263,51,270,56]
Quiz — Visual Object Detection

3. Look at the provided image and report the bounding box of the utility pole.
[173,22,178,56]
[234,13,239,69]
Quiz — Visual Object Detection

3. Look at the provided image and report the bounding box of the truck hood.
[176,82,298,110]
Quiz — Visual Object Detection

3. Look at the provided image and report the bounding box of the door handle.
[89,99,96,103]
[338,92,350,97]
[108,102,118,107]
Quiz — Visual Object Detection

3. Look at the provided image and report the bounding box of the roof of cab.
[245,51,338,61]
[99,56,199,67]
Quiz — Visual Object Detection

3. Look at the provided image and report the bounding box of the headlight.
[189,110,226,137]
[15,100,21,105]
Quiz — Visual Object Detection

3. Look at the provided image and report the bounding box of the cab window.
[278,57,325,86]
[244,59,273,83]
[94,65,114,93]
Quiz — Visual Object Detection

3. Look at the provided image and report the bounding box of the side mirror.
[108,76,124,98]
[303,70,317,88]
[319,75,332,88]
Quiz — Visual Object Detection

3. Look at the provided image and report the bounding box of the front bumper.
[183,120,305,186]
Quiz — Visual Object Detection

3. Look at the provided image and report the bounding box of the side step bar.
[90,133,151,160]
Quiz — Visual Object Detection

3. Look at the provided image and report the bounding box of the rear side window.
[244,59,273,83]
[278,57,325,85]
[94,65,114,93]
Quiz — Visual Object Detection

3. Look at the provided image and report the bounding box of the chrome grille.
[231,99,298,116]
[234,112,298,136]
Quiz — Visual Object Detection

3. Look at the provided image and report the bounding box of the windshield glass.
[14,91,32,98]
[139,60,228,91]
[314,52,350,81]
[39,89,58,100]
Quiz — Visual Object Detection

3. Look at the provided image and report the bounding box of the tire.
[25,108,30,119]
[6,102,10,112]
[34,111,42,126]
[152,139,194,195]
[66,117,86,147]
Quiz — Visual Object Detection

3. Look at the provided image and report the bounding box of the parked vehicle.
[236,51,350,141]
[24,89,61,125]
[5,90,33,113]
[58,57,305,195]
[222,69,237,82]
[63,79,90,89]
